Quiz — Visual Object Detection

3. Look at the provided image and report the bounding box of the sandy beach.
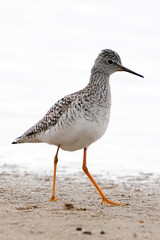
[0,169,160,240]
[1,0,160,239]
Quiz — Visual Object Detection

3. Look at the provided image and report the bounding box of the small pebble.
[76,227,82,231]
[139,221,144,224]
[64,203,74,209]
[100,230,105,234]
[133,233,137,238]
[83,231,92,235]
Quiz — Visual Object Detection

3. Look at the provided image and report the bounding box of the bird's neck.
[82,70,111,107]
[88,69,110,90]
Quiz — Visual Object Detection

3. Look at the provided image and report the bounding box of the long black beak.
[119,65,144,78]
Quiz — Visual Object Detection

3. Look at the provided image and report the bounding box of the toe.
[102,197,126,206]
[49,196,59,202]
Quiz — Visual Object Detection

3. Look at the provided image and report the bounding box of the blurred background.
[0,0,160,178]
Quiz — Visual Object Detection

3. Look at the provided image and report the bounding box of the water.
[0,0,160,179]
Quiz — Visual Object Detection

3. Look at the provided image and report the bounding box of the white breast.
[37,113,110,151]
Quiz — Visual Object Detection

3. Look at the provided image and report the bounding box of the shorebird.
[12,49,144,206]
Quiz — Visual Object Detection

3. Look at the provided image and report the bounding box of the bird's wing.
[24,92,79,137]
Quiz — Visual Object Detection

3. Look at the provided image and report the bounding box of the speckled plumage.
[12,49,143,151]
[12,49,144,206]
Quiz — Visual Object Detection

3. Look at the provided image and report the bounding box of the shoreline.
[0,170,160,240]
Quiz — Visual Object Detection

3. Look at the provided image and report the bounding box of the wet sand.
[0,169,160,240]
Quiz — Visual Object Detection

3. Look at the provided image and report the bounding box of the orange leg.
[49,145,60,201]
[82,148,126,206]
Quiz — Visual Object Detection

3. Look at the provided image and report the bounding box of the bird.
[12,49,144,206]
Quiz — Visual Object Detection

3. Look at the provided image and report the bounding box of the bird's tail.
[12,133,41,144]
[12,124,41,144]
[12,136,24,144]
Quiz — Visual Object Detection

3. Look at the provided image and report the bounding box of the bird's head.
[92,49,144,78]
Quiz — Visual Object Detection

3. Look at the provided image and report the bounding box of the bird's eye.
[108,60,113,64]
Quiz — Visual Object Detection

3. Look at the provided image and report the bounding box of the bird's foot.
[49,196,59,202]
[101,197,126,207]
